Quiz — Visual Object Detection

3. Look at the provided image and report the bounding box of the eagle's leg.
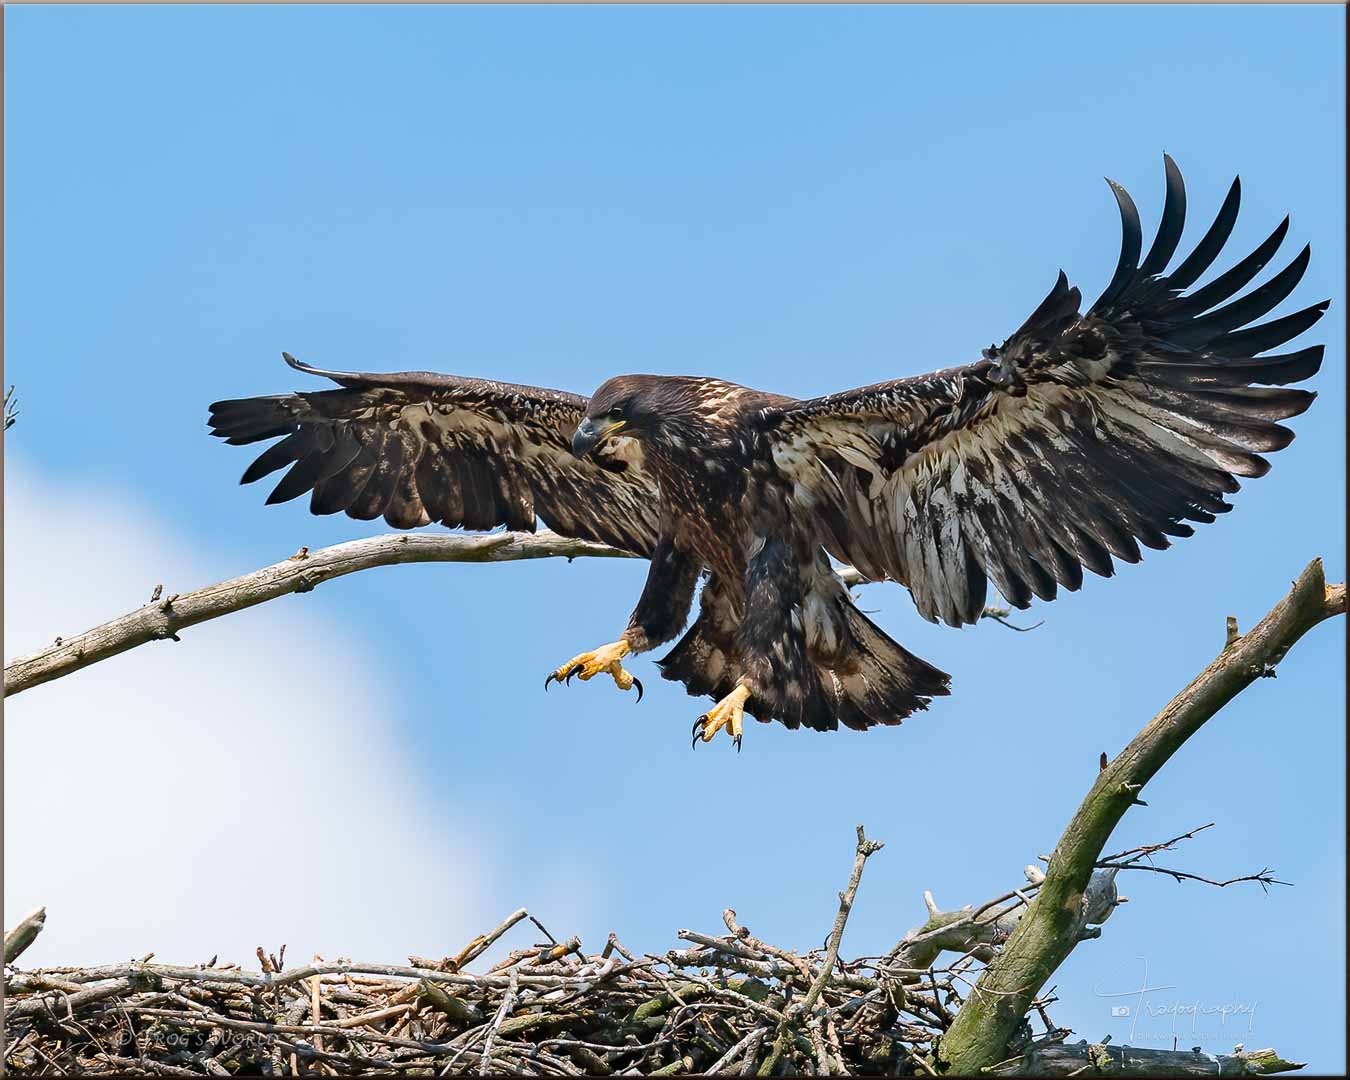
[544,640,644,700]
[693,683,751,751]
[545,538,700,707]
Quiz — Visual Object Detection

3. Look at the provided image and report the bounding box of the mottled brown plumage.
[209,157,1327,743]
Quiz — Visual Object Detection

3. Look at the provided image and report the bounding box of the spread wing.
[763,156,1328,627]
[208,355,661,556]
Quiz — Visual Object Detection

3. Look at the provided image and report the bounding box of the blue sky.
[5,4,1345,1069]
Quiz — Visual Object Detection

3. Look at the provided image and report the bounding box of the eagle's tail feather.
[658,576,951,734]
[811,603,951,732]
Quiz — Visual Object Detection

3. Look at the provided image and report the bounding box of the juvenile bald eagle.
[209,158,1327,748]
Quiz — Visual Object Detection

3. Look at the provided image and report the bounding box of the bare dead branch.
[5,907,47,964]
[1098,821,1216,865]
[410,908,529,974]
[3,531,632,698]
[1109,863,1291,891]
[1092,821,1290,889]
[803,825,884,1016]
[5,533,1028,700]
[757,825,883,1075]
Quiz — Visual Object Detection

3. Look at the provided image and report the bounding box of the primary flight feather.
[209,157,1328,748]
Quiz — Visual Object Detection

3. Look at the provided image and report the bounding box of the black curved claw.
[733,733,742,753]
[691,714,708,749]
[632,677,644,703]
[545,664,584,691]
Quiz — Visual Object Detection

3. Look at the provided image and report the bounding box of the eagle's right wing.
[761,157,1328,627]
[208,355,662,557]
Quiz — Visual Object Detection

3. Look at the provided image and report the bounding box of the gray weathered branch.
[934,557,1345,1074]
[3,529,1028,701]
[758,825,884,1076]
[3,531,633,699]
[4,907,47,964]
[886,865,1120,983]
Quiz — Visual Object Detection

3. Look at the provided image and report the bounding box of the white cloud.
[4,457,497,968]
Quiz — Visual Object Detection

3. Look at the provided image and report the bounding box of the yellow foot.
[544,639,643,701]
[692,684,752,752]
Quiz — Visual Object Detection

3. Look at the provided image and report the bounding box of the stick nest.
[5,911,962,1076]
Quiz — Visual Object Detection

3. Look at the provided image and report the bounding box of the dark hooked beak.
[571,417,625,458]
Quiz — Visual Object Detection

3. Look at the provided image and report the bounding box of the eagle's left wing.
[761,157,1328,627]
[209,355,662,556]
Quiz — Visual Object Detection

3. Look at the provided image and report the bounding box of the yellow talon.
[544,639,643,700]
[693,684,751,750]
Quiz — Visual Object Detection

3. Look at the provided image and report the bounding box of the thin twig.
[801,826,884,1017]
[477,967,519,1076]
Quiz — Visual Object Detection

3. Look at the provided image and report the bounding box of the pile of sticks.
[2,829,959,1076]
[3,929,920,1075]
[2,826,1304,1077]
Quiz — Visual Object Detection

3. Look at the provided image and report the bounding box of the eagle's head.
[572,374,693,458]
